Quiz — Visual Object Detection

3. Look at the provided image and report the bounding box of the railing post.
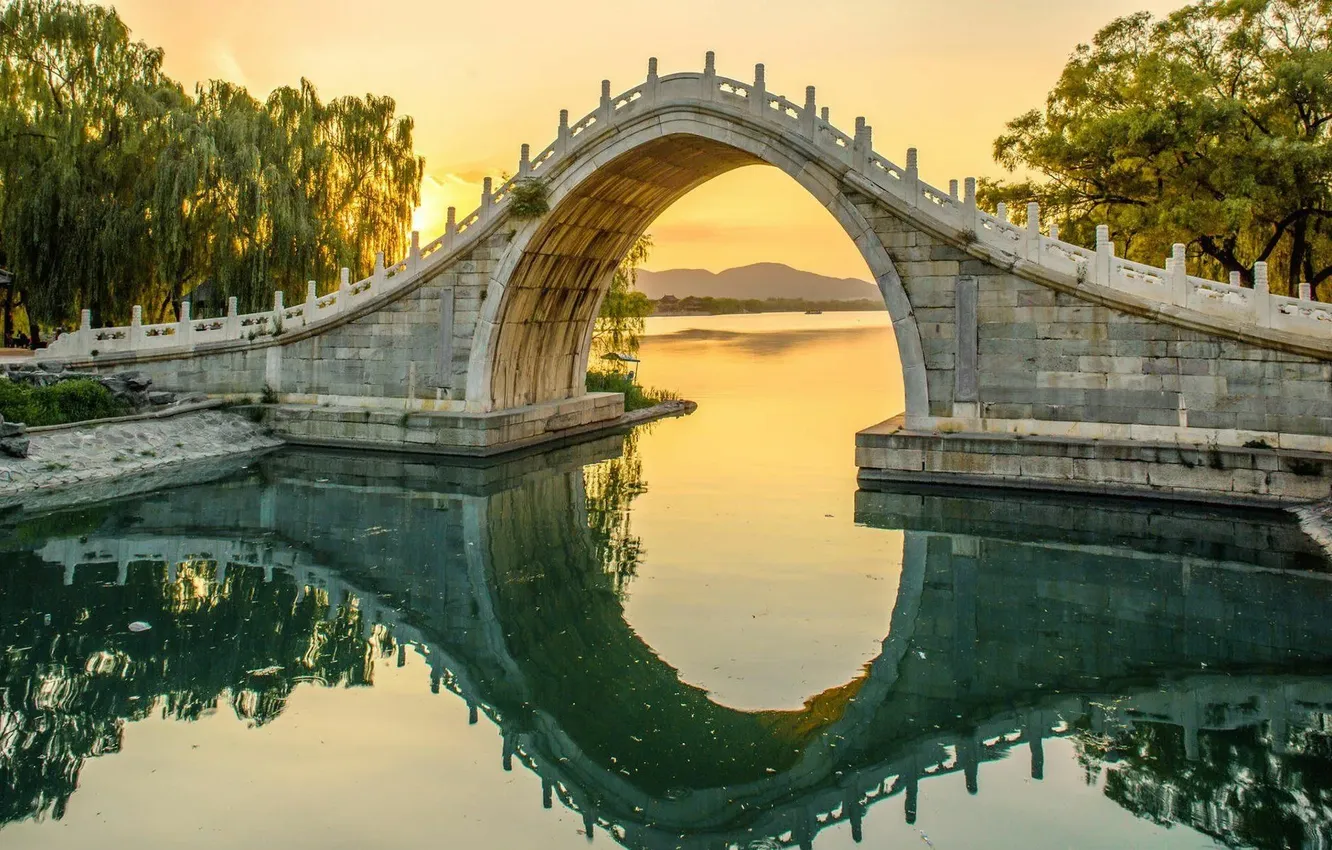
[305,280,318,325]
[599,79,613,125]
[272,290,284,334]
[1049,222,1060,242]
[964,177,978,234]
[338,268,350,313]
[445,207,458,251]
[905,147,920,200]
[1170,243,1188,306]
[751,63,766,118]
[949,179,959,200]
[226,297,239,338]
[556,109,570,156]
[79,308,93,356]
[1253,261,1272,327]
[177,300,193,346]
[1094,225,1113,286]
[409,230,421,272]
[481,177,493,221]
[996,202,1008,223]
[130,305,143,347]
[701,51,717,100]
[373,251,386,284]
[1229,271,1242,287]
[518,144,531,179]
[1026,202,1041,261]
[801,85,817,138]
[853,117,870,171]
[1300,280,1313,301]
[645,57,659,106]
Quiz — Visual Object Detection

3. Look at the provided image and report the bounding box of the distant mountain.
[635,263,880,302]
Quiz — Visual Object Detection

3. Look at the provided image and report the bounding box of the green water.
[4,313,1332,850]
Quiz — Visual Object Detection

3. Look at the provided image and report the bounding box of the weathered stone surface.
[858,415,1332,506]
[0,436,28,458]
[0,410,281,506]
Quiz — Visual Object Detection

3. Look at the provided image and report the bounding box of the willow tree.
[0,0,425,338]
[591,234,654,359]
[155,80,424,314]
[0,0,177,338]
[985,0,1332,297]
[318,91,424,278]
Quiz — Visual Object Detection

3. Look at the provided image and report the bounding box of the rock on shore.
[0,409,281,511]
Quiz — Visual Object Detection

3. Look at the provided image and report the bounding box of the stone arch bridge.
[34,55,1332,503]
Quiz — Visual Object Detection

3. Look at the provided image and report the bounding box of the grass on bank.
[0,379,129,427]
[586,369,680,412]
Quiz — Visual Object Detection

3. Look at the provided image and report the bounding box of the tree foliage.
[0,0,423,344]
[591,234,653,359]
[987,0,1332,297]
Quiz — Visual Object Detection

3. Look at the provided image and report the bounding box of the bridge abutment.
[856,213,1332,505]
[261,392,623,457]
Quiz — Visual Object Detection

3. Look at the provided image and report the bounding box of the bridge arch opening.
[468,123,927,417]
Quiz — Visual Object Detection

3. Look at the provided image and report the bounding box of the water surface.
[4,312,1332,850]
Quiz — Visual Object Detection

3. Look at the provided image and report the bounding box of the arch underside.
[489,135,763,409]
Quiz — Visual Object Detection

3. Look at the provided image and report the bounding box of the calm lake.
[5,312,1332,849]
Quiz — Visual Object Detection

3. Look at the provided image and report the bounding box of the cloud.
[208,43,247,88]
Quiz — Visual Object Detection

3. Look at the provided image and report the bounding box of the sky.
[109,0,1187,279]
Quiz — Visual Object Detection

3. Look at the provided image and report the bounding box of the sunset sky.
[111,0,1185,279]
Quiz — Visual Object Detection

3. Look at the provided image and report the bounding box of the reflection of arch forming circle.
[471,515,931,833]
[464,103,928,420]
[35,525,928,834]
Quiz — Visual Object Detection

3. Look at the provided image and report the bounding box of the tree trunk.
[1290,218,1309,298]
[1304,249,1319,301]
[20,289,40,348]
[2,284,12,348]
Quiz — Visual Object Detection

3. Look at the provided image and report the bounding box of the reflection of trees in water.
[0,556,393,825]
[583,429,649,597]
[1075,710,1332,848]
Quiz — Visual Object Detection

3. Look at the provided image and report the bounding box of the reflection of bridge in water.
[6,442,1332,848]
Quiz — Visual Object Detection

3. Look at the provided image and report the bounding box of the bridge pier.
[261,393,625,458]
[858,416,1332,506]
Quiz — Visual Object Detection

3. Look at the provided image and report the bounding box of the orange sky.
[110,0,1186,279]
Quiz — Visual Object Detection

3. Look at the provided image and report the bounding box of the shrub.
[586,369,680,412]
[0,379,128,427]
[508,178,550,219]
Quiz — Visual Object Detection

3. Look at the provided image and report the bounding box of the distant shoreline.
[651,296,884,317]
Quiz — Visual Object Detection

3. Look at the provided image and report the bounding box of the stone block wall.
[867,215,1332,443]
[278,235,501,403]
[62,232,504,406]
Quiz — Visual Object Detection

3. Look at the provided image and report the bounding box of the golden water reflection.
[621,312,905,711]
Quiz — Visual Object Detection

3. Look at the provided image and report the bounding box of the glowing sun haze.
[111,0,1184,280]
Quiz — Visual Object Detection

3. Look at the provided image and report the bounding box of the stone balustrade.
[35,54,1332,363]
